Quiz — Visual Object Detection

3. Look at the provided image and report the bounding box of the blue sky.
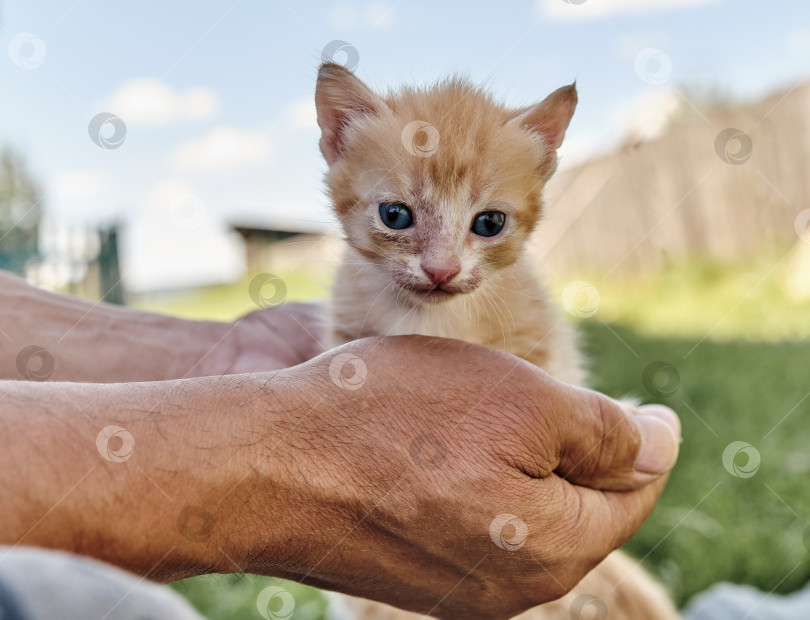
[1,0,808,290]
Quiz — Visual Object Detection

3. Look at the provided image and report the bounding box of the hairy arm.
[0,336,679,619]
[0,271,324,382]
[0,371,300,581]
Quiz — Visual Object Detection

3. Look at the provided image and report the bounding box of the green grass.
[131,268,332,322]
[138,251,810,616]
[169,575,326,620]
[581,320,810,607]
[569,245,810,342]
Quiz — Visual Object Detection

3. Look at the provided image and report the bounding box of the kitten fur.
[317,62,679,620]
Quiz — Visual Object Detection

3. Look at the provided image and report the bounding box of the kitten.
[317,62,679,620]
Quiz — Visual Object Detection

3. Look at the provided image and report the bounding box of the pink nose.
[422,264,460,285]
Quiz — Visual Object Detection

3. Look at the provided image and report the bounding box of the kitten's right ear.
[505,83,577,178]
[506,83,578,151]
[315,63,387,165]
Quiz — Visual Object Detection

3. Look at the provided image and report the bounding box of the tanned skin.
[0,263,678,618]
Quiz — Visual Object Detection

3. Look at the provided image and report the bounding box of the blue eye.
[471,211,506,237]
[379,202,413,230]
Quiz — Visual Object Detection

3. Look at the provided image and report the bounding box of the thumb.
[552,387,681,491]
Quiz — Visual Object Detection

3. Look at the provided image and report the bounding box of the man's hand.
[0,270,325,381]
[235,336,680,619]
[200,303,326,375]
[0,326,678,620]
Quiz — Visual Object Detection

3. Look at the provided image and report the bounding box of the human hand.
[0,271,326,382]
[198,302,327,376]
[237,336,680,619]
[0,333,677,620]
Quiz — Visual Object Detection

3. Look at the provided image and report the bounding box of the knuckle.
[590,392,637,474]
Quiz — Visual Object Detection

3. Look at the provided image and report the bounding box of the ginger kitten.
[316,62,678,620]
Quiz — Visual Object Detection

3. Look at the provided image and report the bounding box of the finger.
[280,302,327,360]
[550,385,681,491]
[565,471,671,558]
[250,303,326,363]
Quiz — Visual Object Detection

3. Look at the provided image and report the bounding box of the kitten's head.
[316,63,576,304]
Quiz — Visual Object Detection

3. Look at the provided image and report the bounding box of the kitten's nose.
[421,263,460,286]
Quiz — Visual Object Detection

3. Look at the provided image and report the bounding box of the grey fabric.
[683,581,810,620]
[0,572,27,620]
[0,547,205,620]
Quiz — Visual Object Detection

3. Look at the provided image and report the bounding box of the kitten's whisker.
[477,287,498,335]
[486,284,517,337]
[356,280,396,339]
[480,284,511,351]
[497,286,548,302]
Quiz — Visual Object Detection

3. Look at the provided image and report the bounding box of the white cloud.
[51,171,105,202]
[329,1,394,30]
[183,88,220,120]
[104,79,219,126]
[170,127,273,172]
[615,87,681,142]
[539,0,714,21]
[285,98,318,130]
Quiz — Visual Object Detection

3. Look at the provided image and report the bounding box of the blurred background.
[1,0,809,618]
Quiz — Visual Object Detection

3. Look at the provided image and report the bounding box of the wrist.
[115,368,327,582]
[217,365,331,579]
[117,374,304,580]
[219,359,373,586]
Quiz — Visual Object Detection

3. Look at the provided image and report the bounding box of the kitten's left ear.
[315,63,388,166]
[506,83,578,174]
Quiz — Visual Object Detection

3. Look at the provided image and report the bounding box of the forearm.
[0,336,678,618]
[0,271,232,382]
[0,372,308,581]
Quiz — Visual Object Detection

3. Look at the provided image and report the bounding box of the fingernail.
[633,407,680,474]
[638,404,682,439]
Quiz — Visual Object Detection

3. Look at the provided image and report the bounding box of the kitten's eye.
[379,202,414,230]
[471,211,506,237]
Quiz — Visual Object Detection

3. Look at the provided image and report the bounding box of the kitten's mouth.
[403,283,462,302]
[392,271,481,302]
